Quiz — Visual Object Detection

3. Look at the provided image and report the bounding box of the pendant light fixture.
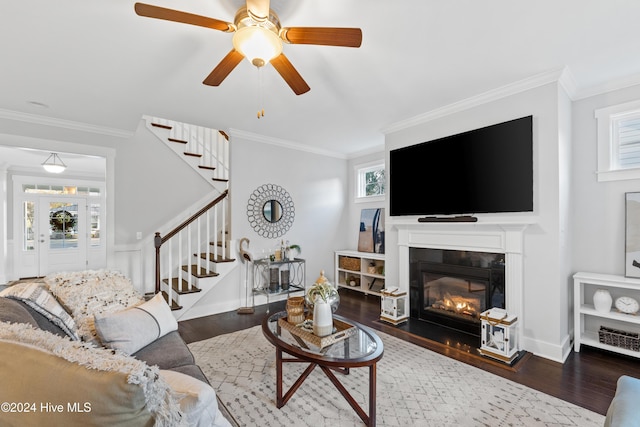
[42,153,67,173]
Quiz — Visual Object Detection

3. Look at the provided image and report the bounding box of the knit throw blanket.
[44,270,145,343]
[0,322,185,426]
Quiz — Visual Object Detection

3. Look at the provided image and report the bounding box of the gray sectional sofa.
[605,375,640,427]
[0,272,232,427]
[0,296,208,383]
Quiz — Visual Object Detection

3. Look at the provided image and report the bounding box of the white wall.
[114,120,214,246]
[227,133,350,305]
[382,82,572,362]
[346,152,386,251]
[571,83,640,275]
[178,132,352,316]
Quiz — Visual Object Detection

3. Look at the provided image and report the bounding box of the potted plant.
[306,271,340,336]
[287,244,301,260]
[306,281,338,306]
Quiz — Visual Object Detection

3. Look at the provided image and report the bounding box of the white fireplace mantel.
[394,219,535,336]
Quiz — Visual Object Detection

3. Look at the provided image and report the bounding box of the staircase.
[143,116,236,319]
[143,115,230,190]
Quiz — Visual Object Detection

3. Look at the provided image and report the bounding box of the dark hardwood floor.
[179,288,640,416]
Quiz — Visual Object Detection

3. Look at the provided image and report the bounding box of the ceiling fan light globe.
[232,26,282,66]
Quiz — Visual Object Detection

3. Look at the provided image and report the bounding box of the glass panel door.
[49,202,79,249]
[39,197,87,275]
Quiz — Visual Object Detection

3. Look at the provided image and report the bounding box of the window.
[355,161,385,202]
[596,100,640,182]
[90,203,101,246]
[23,201,35,251]
[22,184,101,195]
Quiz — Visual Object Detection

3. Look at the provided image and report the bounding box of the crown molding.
[381,67,571,135]
[229,128,348,159]
[344,144,385,160]
[572,71,640,100]
[558,67,579,99]
[0,109,133,138]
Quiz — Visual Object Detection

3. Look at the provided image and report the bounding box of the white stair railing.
[154,190,230,306]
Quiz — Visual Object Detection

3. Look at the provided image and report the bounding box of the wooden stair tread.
[161,291,182,311]
[184,152,202,158]
[198,253,236,263]
[198,165,216,170]
[163,277,202,294]
[212,178,229,182]
[151,123,172,130]
[182,265,219,278]
[168,137,187,144]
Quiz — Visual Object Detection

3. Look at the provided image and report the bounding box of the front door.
[37,197,87,275]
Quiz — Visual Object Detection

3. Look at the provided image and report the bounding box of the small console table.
[253,258,306,310]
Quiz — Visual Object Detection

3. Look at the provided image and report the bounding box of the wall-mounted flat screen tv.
[389,115,533,216]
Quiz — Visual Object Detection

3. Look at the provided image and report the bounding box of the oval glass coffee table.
[262,311,384,427]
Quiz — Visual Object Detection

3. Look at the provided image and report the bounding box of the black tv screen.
[389,115,533,216]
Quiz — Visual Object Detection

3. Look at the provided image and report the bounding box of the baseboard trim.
[521,333,572,363]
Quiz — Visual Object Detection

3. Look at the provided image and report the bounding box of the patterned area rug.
[189,326,604,427]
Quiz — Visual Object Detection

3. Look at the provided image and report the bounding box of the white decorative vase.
[313,300,333,337]
[593,289,613,313]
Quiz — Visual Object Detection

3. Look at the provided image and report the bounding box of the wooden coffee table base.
[275,348,377,427]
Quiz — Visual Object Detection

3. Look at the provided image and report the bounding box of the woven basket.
[340,257,360,271]
[598,326,640,351]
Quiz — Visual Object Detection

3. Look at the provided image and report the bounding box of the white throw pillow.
[95,293,178,354]
[160,370,232,427]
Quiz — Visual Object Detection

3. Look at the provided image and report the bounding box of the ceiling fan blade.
[246,0,270,21]
[281,27,362,48]
[270,54,310,95]
[203,50,245,86]
[134,3,234,32]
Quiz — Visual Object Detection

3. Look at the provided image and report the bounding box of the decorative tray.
[278,317,357,349]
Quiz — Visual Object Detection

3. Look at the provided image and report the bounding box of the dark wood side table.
[262,311,384,427]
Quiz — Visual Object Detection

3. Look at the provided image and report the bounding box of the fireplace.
[410,248,505,337]
[395,220,529,351]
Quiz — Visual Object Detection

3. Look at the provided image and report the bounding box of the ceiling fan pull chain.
[257,66,265,119]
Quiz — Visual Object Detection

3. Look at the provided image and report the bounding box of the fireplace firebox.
[409,248,505,337]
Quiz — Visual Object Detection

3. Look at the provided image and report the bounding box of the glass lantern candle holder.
[480,308,519,364]
[380,288,408,325]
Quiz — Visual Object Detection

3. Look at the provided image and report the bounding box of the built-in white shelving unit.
[574,271,640,358]
[335,250,385,296]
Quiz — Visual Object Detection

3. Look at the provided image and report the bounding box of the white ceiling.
[2,0,640,158]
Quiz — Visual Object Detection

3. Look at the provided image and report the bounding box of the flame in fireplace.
[433,292,480,317]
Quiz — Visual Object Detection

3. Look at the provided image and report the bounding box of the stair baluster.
[154,190,232,309]
[144,115,230,186]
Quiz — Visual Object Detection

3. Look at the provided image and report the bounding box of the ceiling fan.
[134,1,363,96]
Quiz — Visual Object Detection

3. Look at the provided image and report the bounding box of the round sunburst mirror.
[247,183,294,238]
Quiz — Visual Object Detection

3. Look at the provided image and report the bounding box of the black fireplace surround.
[409,248,505,337]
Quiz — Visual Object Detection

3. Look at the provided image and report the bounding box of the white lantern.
[380,288,408,325]
[480,308,519,363]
